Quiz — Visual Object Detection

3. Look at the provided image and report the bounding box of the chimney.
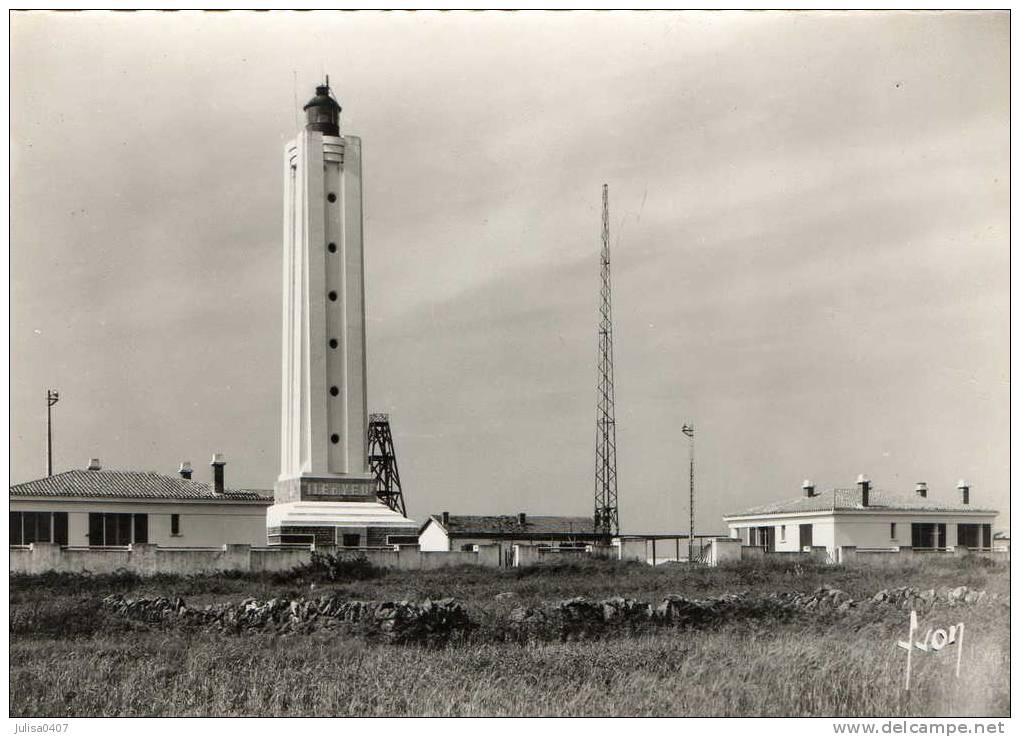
[86,458,101,471]
[210,453,225,494]
[915,482,927,498]
[958,479,970,506]
[518,512,527,526]
[441,511,449,527]
[857,474,870,507]
[179,461,193,480]
[802,479,815,498]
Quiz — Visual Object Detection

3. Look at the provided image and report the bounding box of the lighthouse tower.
[267,80,417,546]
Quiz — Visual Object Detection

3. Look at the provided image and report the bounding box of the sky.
[9,11,1009,534]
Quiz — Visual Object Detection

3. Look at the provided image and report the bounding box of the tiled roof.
[10,469,274,503]
[725,487,996,518]
[428,514,599,538]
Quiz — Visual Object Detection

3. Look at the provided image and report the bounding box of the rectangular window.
[25,513,51,544]
[87,513,147,546]
[9,512,68,545]
[10,512,22,546]
[88,513,103,545]
[171,514,181,536]
[133,514,148,544]
[460,543,475,551]
[957,524,980,548]
[749,526,775,551]
[982,524,992,550]
[104,514,120,546]
[911,523,947,549]
[890,523,897,540]
[53,513,68,545]
[799,524,813,550]
[341,533,361,548]
[780,525,786,542]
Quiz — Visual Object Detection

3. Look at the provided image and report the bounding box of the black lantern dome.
[303,81,341,136]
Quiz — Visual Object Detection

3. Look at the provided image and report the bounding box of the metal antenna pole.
[594,183,619,539]
[682,423,695,562]
[46,389,60,477]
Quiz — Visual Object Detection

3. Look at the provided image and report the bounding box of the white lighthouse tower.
[267,80,417,546]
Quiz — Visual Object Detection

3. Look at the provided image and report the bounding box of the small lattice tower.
[594,183,619,538]
[367,413,407,516]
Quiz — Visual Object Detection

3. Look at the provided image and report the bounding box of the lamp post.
[46,389,60,477]
[682,422,694,562]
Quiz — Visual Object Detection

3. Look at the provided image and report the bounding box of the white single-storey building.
[9,457,273,548]
[419,512,600,564]
[724,476,997,556]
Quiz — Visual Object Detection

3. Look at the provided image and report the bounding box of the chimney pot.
[86,458,101,471]
[802,479,815,498]
[957,479,970,505]
[915,482,927,498]
[856,474,871,507]
[179,461,193,480]
[441,511,449,527]
[518,512,527,526]
[210,453,225,493]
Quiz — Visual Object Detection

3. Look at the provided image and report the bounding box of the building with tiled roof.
[418,512,600,559]
[10,456,274,548]
[723,476,999,555]
[11,469,273,502]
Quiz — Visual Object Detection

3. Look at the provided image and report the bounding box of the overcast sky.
[10,10,1009,533]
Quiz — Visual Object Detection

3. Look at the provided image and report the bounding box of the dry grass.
[9,557,1010,717]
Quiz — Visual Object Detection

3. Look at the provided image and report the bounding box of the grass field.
[9,557,1010,717]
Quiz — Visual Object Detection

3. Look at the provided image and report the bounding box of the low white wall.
[9,541,511,575]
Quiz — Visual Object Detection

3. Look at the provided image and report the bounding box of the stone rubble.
[507,585,1003,638]
[868,585,1000,610]
[101,593,472,643]
[101,584,1004,643]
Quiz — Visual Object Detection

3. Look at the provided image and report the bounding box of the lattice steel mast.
[367,413,407,516]
[594,184,619,538]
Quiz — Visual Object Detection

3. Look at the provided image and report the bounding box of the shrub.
[297,551,385,582]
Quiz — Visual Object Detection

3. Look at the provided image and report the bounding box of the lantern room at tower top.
[303,79,341,135]
[267,80,417,546]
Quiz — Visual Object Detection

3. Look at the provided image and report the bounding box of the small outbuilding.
[418,512,600,563]
[724,476,998,557]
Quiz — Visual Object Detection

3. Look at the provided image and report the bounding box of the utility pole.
[594,183,619,539]
[46,389,60,477]
[682,422,694,562]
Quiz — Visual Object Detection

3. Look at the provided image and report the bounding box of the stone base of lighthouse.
[267,474,418,547]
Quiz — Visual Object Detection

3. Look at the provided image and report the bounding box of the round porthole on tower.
[327,192,337,203]
[328,242,337,253]
[330,434,340,444]
[329,386,339,397]
[329,339,338,349]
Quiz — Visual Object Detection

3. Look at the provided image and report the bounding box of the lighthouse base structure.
[268,475,418,547]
